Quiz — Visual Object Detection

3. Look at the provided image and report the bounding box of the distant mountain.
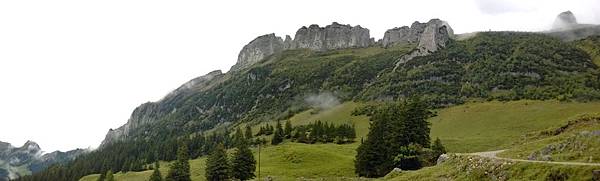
[0,140,86,181]
[546,11,600,41]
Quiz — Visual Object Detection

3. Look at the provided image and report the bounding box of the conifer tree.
[231,142,256,180]
[271,121,284,145]
[205,144,230,181]
[245,125,253,140]
[284,120,293,138]
[149,161,162,181]
[96,171,106,181]
[166,143,191,181]
[105,170,114,181]
[234,127,245,147]
[431,138,446,156]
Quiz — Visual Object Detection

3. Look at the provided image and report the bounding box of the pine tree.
[234,127,245,147]
[166,143,191,181]
[271,121,284,145]
[205,144,230,181]
[284,120,293,139]
[431,138,446,156]
[245,125,253,140]
[96,171,106,181]
[105,170,114,181]
[149,161,162,181]
[231,143,256,180]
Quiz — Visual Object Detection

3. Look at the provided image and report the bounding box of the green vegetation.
[430,100,600,153]
[166,144,191,181]
[387,154,600,181]
[355,99,437,177]
[574,36,600,66]
[230,143,256,180]
[204,145,229,181]
[148,162,162,181]
[499,114,600,162]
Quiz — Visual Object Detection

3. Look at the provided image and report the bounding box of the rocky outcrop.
[553,11,578,30]
[101,70,225,147]
[390,19,454,70]
[383,19,453,49]
[290,22,371,51]
[231,34,284,71]
[232,22,372,71]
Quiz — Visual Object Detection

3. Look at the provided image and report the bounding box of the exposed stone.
[391,19,454,70]
[437,153,449,165]
[553,11,578,30]
[290,22,371,51]
[231,33,284,71]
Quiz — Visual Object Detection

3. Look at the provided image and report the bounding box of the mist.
[304,92,341,111]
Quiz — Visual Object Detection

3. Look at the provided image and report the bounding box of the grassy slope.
[388,155,600,181]
[430,100,600,153]
[498,115,600,162]
[80,100,600,180]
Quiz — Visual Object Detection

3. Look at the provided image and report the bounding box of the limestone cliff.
[389,19,454,70]
[231,34,284,71]
[290,22,371,51]
[231,23,372,71]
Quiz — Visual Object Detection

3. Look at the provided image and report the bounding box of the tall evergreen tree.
[234,127,245,147]
[431,138,446,156]
[245,125,253,140]
[105,170,114,181]
[271,121,284,145]
[149,161,162,181]
[284,120,293,138]
[166,143,191,181]
[354,98,433,177]
[231,143,256,180]
[205,144,230,181]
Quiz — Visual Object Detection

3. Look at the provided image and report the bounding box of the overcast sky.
[1,0,599,152]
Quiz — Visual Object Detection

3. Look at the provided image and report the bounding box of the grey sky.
[0,0,598,152]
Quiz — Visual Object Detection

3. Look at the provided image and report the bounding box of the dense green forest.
[17,33,600,181]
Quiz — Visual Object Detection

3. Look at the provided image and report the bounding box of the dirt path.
[458,150,600,166]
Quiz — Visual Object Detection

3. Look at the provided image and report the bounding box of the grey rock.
[437,153,449,165]
[290,22,371,51]
[390,19,454,70]
[553,11,578,30]
[231,33,284,71]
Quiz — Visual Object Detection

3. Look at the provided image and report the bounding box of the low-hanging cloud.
[304,92,340,111]
[475,0,533,15]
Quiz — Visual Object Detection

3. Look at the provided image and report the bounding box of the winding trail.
[457,150,600,167]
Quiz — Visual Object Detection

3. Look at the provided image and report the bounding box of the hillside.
[78,100,600,180]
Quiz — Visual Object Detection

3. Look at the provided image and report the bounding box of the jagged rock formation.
[0,141,85,180]
[101,70,225,146]
[553,11,578,30]
[231,34,284,71]
[390,19,454,70]
[289,22,371,51]
[231,22,371,71]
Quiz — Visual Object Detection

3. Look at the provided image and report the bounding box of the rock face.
[101,70,225,147]
[231,22,372,71]
[389,19,454,70]
[290,22,371,51]
[383,19,453,49]
[553,11,578,30]
[231,34,284,71]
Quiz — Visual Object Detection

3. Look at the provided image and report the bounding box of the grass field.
[80,100,600,180]
[430,100,600,153]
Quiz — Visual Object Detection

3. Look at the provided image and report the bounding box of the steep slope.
[573,36,600,66]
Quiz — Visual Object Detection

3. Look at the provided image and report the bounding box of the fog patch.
[304,92,340,112]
